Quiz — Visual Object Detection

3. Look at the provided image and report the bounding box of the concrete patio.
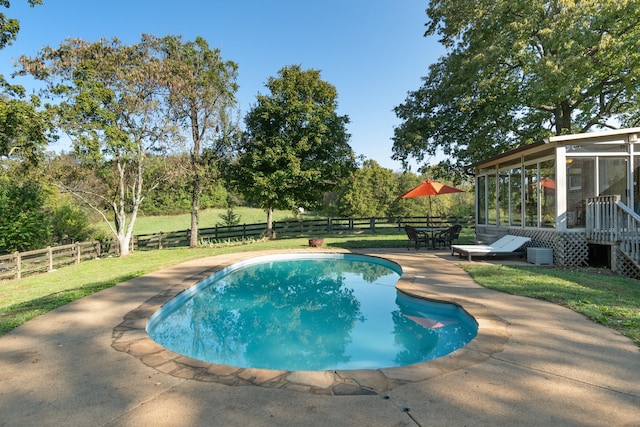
[1,248,639,426]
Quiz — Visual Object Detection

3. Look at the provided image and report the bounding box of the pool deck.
[1,248,639,426]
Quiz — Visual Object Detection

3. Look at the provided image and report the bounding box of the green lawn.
[1,230,639,347]
[462,263,640,345]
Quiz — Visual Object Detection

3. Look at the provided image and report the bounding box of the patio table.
[416,227,448,249]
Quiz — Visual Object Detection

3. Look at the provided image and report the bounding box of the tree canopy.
[338,159,399,218]
[0,175,51,252]
[18,36,179,255]
[0,0,50,165]
[393,0,640,172]
[229,65,356,236]
[0,1,41,51]
[151,34,239,247]
[0,93,52,164]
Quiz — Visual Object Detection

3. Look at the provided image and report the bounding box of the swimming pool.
[147,253,477,371]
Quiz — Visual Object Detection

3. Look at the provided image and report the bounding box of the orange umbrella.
[539,177,556,189]
[530,177,556,190]
[398,179,464,221]
[398,179,464,198]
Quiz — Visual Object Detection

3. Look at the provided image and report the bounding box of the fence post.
[158,232,163,250]
[47,246,53,272]
[14,251,21,280]
[370,217,376,232]
[76,242,81,264]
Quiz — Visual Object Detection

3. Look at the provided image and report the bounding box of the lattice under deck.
[507,229,589,268]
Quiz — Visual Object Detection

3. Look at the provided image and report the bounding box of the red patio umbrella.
[529,177,556,198]
[539,177,556,189]
[398,179,464,223]
[398,179,464,198]
[528,177,556,190]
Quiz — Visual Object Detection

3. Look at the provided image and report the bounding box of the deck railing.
[586,195,640,264]
[586,195,619,242]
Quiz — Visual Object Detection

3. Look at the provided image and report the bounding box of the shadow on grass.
[464,264,640,346]
[0,272,142,336]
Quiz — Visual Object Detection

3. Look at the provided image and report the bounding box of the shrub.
[51,204,93,244]
[0,178,52,253]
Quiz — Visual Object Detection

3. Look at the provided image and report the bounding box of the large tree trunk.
[554,100,572,135]
[114,152,145,257]
[114,207,134,256]
[189,169,200,248]
[266,202,275,239]
[189,127,202,248]
[116,159,132,256]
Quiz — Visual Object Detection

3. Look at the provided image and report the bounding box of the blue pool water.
[147,253,477,371]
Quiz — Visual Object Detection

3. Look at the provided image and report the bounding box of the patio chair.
[450,235,531,261]
[433,224,462,249]
[404,225,430,250]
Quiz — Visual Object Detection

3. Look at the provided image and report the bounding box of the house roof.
[542,127,640,144]
[474,127,640,169]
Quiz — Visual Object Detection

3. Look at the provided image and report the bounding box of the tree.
[0,1,41,52]
[18,37,178,255]
[0,1,50,165]
[337,159,398,217]
[230,65,356,237]
[0,0,42,85]
[49,200,92,245]
[152,35,239,247]
[139,153,229,215]
[0,174,52,253]
[393,0,640,172]
[0,92,52,165]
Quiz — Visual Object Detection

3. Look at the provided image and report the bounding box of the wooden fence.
[134,215,473,250]
[0,241,103,280]
[1,215,473,281]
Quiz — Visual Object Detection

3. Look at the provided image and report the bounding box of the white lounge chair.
[451,235,531,261]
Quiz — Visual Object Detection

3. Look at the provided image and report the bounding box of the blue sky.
[0,0,443,170]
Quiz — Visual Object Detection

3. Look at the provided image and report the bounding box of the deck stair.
[586,195,640,277]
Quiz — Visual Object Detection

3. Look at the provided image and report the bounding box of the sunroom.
[474,127,640,278]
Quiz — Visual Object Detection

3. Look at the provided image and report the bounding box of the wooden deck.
[586,195,640,276]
